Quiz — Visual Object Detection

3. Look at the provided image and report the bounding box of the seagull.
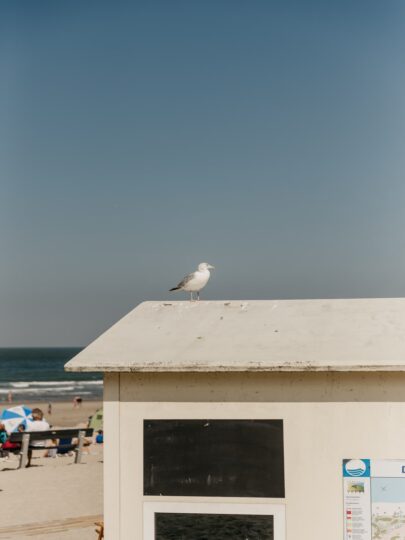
[170,262,215,301]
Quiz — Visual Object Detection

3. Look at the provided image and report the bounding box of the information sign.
[343,459,405,540]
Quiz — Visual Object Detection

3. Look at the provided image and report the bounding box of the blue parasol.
[0,405,33,434]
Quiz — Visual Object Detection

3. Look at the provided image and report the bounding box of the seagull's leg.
[197,291,200,301]
[190,292,193,302]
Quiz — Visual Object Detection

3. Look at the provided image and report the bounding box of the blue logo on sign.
[343,459,370,477]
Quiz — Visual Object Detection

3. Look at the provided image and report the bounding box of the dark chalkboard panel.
[144,419,284,497]
[155,512,274,540]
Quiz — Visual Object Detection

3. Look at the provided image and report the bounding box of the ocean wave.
[0,386,76,394]
[0,388,95,396]
[9,380,102,388]
[0,379,103,401]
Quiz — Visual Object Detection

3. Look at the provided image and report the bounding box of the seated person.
[1,423,25,455]
[26,408,50,467]
[57,437,75,456]
[0,423,7,456]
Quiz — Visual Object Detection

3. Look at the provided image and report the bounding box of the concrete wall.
[104,371,405,539]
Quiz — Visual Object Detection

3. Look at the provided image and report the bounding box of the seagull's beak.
[208,264,215,270]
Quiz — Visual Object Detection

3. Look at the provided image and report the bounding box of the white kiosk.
[66,298,405,540]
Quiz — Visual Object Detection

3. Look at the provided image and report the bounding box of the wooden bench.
[8,428,94,469]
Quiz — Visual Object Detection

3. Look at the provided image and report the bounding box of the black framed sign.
[155,512,273,539]
[144,502,285,540]
[144,419,285,498]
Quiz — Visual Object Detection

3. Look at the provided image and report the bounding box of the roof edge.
[65,363,405,373]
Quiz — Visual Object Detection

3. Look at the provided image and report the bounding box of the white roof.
[65,298,405,373]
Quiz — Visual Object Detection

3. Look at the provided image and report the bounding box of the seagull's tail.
[169,287,180,291]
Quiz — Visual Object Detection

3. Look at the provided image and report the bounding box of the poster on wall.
[343,459,405,540]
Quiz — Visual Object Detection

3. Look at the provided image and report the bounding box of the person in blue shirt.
[0,423,8,457]
[95,430,103,444]
[0,423,7,445]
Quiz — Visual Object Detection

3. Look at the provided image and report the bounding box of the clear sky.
[2,1,405,346]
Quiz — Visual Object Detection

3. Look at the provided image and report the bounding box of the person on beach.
[1,424,25,456]
[73,396,82,408]
[7,390,12,404]
[0,423,10,458]
[26,408,50,467]
[47,402,52,415]
[0,423,7,448]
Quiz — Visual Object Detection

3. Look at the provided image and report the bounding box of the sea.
[0,348,103,403]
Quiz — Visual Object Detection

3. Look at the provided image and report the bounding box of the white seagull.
[170,262,215,301]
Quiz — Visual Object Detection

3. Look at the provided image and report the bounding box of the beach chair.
[95,520,104,539]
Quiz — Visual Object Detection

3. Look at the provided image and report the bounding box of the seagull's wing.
[170,271,197,291]
[175,271,196,289]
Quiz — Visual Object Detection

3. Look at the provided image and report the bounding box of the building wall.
[104,373,120,540]
[104,371,405,540]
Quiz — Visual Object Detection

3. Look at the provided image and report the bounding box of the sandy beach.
[0,400,103,539]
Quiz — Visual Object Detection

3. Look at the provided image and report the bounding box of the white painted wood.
[63,298,405,539]
[120,371,405,403]
[65,298,405,372]
[119,398,405,540]
[103,373,120,540]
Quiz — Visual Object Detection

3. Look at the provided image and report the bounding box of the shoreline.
[1,396,101,402]
[0,397,102,404]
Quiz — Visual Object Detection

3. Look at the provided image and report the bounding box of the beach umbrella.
[0,405,32,434]
[89,408,103,431]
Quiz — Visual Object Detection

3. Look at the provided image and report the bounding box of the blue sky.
[1,1,405,346]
